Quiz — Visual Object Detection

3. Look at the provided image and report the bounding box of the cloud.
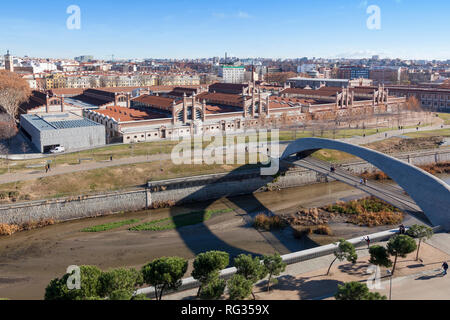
[236,11,251,19]
[212,11,252,19]
[334,50,387,59]
[358,0,369,8]
[212,12,227,19]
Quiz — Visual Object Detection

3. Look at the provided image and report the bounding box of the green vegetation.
[327,239,358,276]
[234,254,268,300]
[438,113,450,125]
[369,245,393,269]
[192,251,230,298]
[141,257,188,301]
[45,265,103,300]
[335,282,387,300]
[81,219,140,232]
[404,128,450,138]
[406,224,434,261]
[387,235,417,275]
[199,276,227,300]
[98,268,144,299]
[325,197,404,227]
[262,253,286,292]
[253,214,286,231]
[129,209,233,231]
[227,274,253,300]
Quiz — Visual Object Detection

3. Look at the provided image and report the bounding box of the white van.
[50,146,65,154]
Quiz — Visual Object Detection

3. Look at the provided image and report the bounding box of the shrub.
[314,225,333,235]
[45,265,103,300]
[0,223,20,236]
[292,227,312,239]
[335,282,386,300]
[253,214,286,231]
[227,274,253,300]
[199,276,226,300]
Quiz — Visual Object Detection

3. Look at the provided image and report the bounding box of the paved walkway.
[372,267,450,300]
[164,232,450,300]
[0,123,448,185]
[339,123,450,145]
[283,156,428,226]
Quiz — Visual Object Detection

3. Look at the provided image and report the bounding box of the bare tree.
[0,70,31,120]
[0,114,18,146]
[0,143,10,173]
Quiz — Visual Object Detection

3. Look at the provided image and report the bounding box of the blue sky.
[1,0,449,60]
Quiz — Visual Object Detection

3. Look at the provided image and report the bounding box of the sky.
[0,0,449,60]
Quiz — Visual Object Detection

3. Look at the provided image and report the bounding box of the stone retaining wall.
[0,148,449,225]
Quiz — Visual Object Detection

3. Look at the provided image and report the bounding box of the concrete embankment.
[0,148,449,225]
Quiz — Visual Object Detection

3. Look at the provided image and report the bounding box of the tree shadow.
[256,274,344,300]
[337,262,371,277]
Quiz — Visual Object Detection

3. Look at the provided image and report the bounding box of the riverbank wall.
[0,148,449,225]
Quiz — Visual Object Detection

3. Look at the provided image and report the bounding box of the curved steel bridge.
[280,138,450,230]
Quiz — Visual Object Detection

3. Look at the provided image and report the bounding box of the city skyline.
[1,0,449,60]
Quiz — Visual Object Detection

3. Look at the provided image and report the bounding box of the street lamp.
[386,269,393,300]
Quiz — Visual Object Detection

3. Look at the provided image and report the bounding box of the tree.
[234,254,268,300]
[262,253,286,292]
[369,245,393,268]
[192,251,229,297]
[406,225,434,261]
[44,265,103,300]
[387,235,417,275]
[199,276,226,300]
[327,239,358,276]
[405,96,422,112]
[141,257,188,300]
[98,268,143,299]
[335,282,386,300]
[227,274,253,300]
[0,114,18,147]
[0,70,31,120]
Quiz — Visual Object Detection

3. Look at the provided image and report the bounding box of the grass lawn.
[404,128,450,138]
[81,219,141,232]
[129,208,234,231]
[438,113,450,125]
[0,126,401,175]
[0,160,266,204]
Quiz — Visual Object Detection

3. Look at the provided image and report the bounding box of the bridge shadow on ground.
[168,163,319,260]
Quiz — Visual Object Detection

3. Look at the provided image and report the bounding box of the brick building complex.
[84,83,407,144]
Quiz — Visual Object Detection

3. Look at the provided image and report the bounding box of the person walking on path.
[443,262,448,276]
[362,236,371,249]
[399,224,406,235]
[45,164,49,173]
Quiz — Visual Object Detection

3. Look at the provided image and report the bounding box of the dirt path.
[1,121,447,185]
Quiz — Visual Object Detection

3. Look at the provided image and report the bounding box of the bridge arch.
[281,138,450,230]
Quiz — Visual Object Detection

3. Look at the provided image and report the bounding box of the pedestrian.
[48,163,51,171]
[385,133,388,138]
[360,178,364,185]
[399,224,406,234]
[363,178,367,185]
[363,236,371,249]
[110,155,113,162]
[45,164,49,173]
[443,262,448,276]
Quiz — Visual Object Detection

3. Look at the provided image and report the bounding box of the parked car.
[50,146,65,154]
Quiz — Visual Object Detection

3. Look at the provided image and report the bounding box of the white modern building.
[219,66,245,84]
